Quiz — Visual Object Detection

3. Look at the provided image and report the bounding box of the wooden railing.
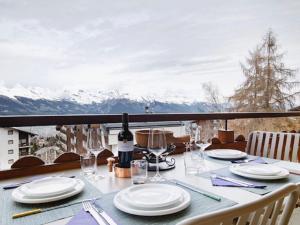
[0,112,299,180]
[1,112,300,127]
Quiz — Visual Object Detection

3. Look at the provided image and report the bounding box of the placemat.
[94,180,237,225]
[198,167,300,195]
[0,176,102,225]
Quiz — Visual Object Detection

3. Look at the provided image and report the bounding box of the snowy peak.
[0,84,119,104]
[0,84,196,104]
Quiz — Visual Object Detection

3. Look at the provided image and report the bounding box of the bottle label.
[118,141,133,152]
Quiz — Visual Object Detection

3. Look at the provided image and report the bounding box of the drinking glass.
[131,160,148,184]
[183,151,206,175]
[86,126,104,179]
[148,128,167,182]
[80,153,95,178]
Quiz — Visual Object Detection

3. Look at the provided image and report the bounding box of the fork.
[82,201,107,225]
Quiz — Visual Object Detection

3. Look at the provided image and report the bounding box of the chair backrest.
[245,131,300,162]
[177,183,299,225]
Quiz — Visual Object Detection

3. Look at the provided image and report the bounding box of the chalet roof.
[11,127,37,136]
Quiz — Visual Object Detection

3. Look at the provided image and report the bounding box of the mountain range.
[0,85,219,115]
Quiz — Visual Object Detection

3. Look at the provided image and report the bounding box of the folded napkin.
[67,209,98,225]
[231,157,267,164]
[211,175,266,188]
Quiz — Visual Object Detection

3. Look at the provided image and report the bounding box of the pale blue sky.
[0,0,299,102]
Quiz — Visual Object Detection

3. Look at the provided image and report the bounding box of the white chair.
[245,131,300,162]
[176,183,299,225]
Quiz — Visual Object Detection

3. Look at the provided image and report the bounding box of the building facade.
[0,128,35,169]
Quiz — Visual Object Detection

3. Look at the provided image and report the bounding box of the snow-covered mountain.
[0,84,220,115]
[0,84,194,105]
[0,84,120,104]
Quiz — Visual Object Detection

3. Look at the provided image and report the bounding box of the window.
[20,149,28,156]
[8,149,14,154]
[8,159,14,164]
[8,130,13,135]
[8,140,13,144]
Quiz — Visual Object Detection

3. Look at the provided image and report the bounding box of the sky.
[0,0,299,102]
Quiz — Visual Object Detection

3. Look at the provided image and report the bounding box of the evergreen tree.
[230,30,299,112]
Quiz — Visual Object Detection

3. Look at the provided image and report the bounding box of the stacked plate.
[113,183,191,216]
[12,176,85,204]
[206,149,247,159]
[230,164,289,180]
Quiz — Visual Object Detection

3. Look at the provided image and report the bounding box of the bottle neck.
[122,123,128,131]
[122,113,129,131]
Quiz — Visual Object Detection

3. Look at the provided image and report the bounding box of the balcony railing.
[0,112,299,180]
[0,112,299,127]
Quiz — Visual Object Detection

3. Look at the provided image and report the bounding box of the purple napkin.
[231,157,267,164]
[211,175,266,188]
[67,209,98,225]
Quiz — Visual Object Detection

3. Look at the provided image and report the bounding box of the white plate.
[230,165,289,180]
[12,179,85,204]
[206,149,247,159]
[20,177,77,198]
[114,186,191,216]
[121,184,183,209]
[236,164,282,176]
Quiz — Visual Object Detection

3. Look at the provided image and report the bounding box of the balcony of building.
[0,112,300,225]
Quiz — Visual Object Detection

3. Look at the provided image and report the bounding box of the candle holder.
[107,158,131,178]
[134,144,176,171]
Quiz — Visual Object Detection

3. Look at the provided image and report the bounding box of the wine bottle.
[118,113,134,168]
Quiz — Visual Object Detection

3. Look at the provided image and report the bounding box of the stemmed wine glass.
[184,122,197,151]
[86,126,104,180]
[195,125,212,154]
[148,128,167,182]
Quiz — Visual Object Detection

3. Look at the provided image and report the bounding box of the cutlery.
[281,168,300,175]
[12,197,94,219]
[3,175,75,190]
[93,202,118,225]
[82,201,107,225]
[211,174,266,188]
[231,158,256,163]
[170,180,221,201]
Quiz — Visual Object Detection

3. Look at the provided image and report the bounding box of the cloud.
[0,0,299,102]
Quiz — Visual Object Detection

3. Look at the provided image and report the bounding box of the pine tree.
[230,30,299,112]
[230,48,265,111]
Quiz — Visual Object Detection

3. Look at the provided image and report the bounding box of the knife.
[170,180,221,201]
[93,202,118,225]
[212,174,266,188]
[82,201,106,225]
[13,197,93,219]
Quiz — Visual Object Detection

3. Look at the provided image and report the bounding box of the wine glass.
[195,125,212,152]
[86,126,104,180]
[184,122,197,151]
[148,128,167,182]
